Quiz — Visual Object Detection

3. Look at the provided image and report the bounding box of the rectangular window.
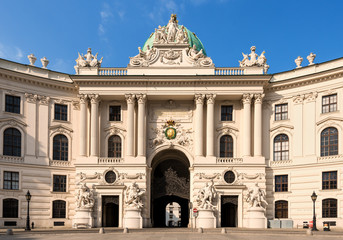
[322,94,337,113]
[3,171,19,190]
[275,103,288,121]
[53,175,67,192]
[221,105,233,121]
[109,106,121,121]
[54,104,68,121]
[5,95,20,114]
[275,175,288,192]
[322,171,337,190]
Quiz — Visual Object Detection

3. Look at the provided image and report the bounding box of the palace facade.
[0,15,342,229]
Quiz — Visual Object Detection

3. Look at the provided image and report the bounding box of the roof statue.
[75,48,103,68]
[239,46,269,74]
[128,14,214,69]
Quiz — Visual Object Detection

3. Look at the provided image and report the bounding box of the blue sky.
[1,0,343,74]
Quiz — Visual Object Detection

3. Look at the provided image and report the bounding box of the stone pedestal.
[196,209,216,228]
[72,208,93,228]
[123,208,143,228]
[246,207,267,228]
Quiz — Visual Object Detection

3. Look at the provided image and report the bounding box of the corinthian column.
[78,94,88,156]
[254,94,264,156]
[137,94,146,157]
[195,94,205,157]
[125,94,136,157]
[242,93,253,157]
[90,94,100,157]
[206,94,216,157]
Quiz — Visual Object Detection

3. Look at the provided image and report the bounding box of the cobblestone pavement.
[1,228,342,240]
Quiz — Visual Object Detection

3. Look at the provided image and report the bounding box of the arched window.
[322,198,337,218]
[274,134,289,161]
[3,128,21,157]
[275,200,288,219]
[3,198,18,218]
[321,127,338,156]
[220,135,233,158]
[52,200,66,218]
[108,135,121,158]
[53,134,68,161]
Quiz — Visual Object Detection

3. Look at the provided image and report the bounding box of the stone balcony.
[0,155,24,164]
[216,157,243,164]
[269,159,293,167]
[98,157,124,164]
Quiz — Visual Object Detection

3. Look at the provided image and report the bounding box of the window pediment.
[216,125,239,133]
[49,124,73,136]
[316,116,343,126]
[0,118,27,128]
[270,124,294,133]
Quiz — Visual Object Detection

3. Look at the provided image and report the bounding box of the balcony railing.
[269,159,293,167]
[0,155,24,164]
[98,157,124,164]
[99,68,127,76]
[215,67,245,75]
[317,155,343,163]
[49,160,72,167]
[216,158,243,164]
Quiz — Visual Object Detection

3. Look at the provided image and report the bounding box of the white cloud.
[0,42,24,62]
[15,47,23,61]
[98,24,105,35]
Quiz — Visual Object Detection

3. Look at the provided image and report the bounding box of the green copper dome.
[142,25,207,56]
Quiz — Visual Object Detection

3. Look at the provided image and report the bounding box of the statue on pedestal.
[75,48,103,68]
[125,182,145,209]
[195,180,217,210]
[246,183,268,208]
[75,183,95,209]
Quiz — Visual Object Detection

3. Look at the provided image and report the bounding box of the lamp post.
[25,190,31,231]
[311,191,318,231]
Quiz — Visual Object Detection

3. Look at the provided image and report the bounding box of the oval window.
[224,171,235,184]
[105,171,116,184]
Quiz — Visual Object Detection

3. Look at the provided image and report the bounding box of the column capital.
[194,94,205,105]
[89,94,100,104]
[136,94,147,104]
[206,94,216,104]
[242,93,253,105]
[77,94,88,104]
[254,93,265,104]
[125,94,136,104]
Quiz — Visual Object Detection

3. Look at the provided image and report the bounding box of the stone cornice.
[0,67,77,93]
[266,66,343,92]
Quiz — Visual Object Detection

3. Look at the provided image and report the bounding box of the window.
[5,95,20,114]
[53,134,68,161]
[3,171,19,190]
[3,128,21,157]
[109,106,121,121]
[275,103,288,121]
[275,200,288,218]
[275,175,288,192]
[322,199,337,218]
[224,171,235,184]
[3,198,18,218]
[53,175,67,192]
[321,127,338,156]
[274,134,289,161]
[54,104,68,121]
[221,105,233,121]
[53,200,66,218]
[322,94,337,113]
[220,135,233,157]
[104,171,116,184]
[322,171,337,190]
[108,135,121,157]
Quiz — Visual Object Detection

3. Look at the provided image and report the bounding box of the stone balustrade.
[269,159,293,167]
[216,157,243,164]
[49,160,72,167]
[98,157,124,164]
[214,67,244,75]
[0,155,24,163]
[98,68,127,76]
[317,155,343,163]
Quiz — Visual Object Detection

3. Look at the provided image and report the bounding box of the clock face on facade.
[165,127,176,139]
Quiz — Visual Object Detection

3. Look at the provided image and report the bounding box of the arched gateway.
[151,149,190,227]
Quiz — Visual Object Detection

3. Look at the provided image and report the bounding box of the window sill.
[221,120,235,124]
[273,119,290,123]
[321,110,339,116]
[0,189,22,192]
[319,189,341,192]
[51,191,69,194]
[3,111,23,117]
[52,119,71,124]
[273,191,292,194]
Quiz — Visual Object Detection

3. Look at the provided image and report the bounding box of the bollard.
[306,229,313,235]
[31,222,35,229]
[198,227,203,233]
[123,227,129,233]
[221,228,226,234]
[99,227,105,234]
[6,229,13,235]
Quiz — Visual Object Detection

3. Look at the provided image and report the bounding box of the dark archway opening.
[221,196,238,227]
[151,150,190,227]
[102,196,119,227]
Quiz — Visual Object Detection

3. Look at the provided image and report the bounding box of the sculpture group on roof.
[239,46,269,69]
[154,14,188,44]
[75,48,103,68]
